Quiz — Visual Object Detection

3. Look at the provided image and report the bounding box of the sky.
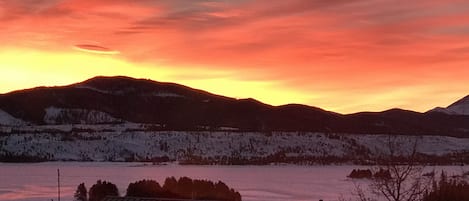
[1,0,469,114]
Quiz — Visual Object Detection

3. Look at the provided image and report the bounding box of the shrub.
[348,169,372,179]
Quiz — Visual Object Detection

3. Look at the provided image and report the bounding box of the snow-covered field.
[0,162,467,201]
[2,122,469,201]
[1,124,469,163]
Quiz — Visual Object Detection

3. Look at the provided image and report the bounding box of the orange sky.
[1,0,469,114]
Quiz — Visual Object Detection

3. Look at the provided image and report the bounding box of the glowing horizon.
[1,0,469,114]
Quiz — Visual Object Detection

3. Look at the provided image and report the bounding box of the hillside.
[2,76,469,164]
[1,124,469,164]
[429,95,469,115]
[1,76,469,136]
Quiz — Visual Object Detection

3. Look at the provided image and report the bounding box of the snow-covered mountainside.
[1,76,469,164]
[1,123,469,164]
[429,95,469,115]
[0,109,26,126]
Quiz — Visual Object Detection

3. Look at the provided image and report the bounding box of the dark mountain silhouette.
[1,76,469,137]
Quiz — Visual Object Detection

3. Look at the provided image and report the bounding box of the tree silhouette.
[80,177,240,201]
[348,137,432,201]
[369,138,430,201]
[176,177,194,198]
[126,179,164,198]
[126,177,241,201]
[74,183,87,201]
[423,171,469,201]
[162,176,178,192]
[88,180,119,201]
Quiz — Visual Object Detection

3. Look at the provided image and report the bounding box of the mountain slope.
[1,76,469,136]
[2,127,469,164]
[0,76,339,131]
[429,95,469,115]
[0,109,25,126]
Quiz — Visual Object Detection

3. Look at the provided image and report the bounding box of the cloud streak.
[74,44,120,54]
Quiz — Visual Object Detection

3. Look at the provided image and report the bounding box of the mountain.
[428,95,469,115]
[1,76,469,137]
[0,76,338,131]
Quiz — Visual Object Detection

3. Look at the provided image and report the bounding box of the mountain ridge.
[1,76,469,137]
[428,95,469,115]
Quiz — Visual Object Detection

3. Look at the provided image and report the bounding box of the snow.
[74,85,110,94]
[0,162,466,201]
[0,163,371,201]
[0,109,26,126]
[219,127,240,131]
[43,106,123,124]
[430,97,469,115]
[74,85,184,98]
[2,124,469,162]
[430,106,469,115]
[146,92,184,98]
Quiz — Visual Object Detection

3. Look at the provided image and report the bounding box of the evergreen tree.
[423,171,469,201]
[126,179,164,197]
[162,176,178,197]
[176,177,194,198]
[88,180,119,201]
[74,183,87,201]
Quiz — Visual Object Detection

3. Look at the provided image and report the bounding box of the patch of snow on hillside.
[0,109,25,126]
[147,92,184,98]
[75,85,184,98]
[429,97,469,115]
[44,107,123,124]
[74,85,111,94]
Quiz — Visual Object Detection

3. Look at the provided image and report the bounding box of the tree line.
[74,176,242,201]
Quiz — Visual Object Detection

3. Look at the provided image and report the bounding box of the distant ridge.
[1,76,469,137]
[428,95,469,115]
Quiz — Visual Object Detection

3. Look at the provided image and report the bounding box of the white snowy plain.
[2,123,469,162]
[0,162,467,201]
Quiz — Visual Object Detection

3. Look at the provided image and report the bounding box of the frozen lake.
[0,163,466,201]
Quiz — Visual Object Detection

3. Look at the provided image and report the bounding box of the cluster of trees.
[348,168,392,179]
[180,154,348,165]
[346,137,431,201]
[0,151,49,162]
[346,137,469,201]
[423,172,469,201]
[127,177,241,201]
[74,177,241,201]
[74,181,119,201]
[348,169,372,179]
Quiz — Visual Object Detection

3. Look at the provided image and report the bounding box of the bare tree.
[349,136,433,201]
[370,136,431,201]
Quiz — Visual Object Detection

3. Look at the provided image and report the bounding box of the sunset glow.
[1,0,469,113]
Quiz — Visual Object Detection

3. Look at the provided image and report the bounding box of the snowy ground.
[0,162,467,201]
[1,123,469,163]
